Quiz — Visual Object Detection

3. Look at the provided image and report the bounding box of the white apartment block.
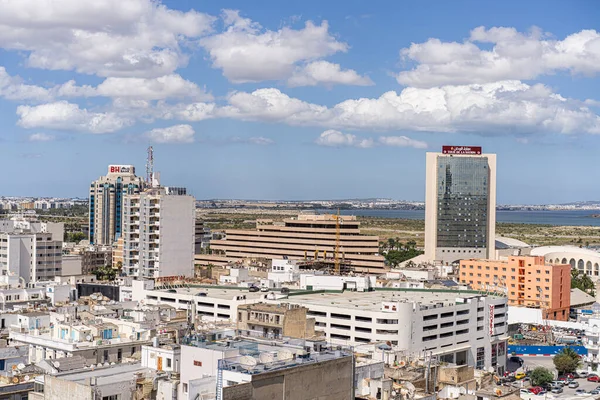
[0,219,63,283]
[122,188,195,278]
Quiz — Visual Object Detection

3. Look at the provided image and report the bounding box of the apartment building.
[122,187,195,278]
[237,303,316,339]
[89,165,144,245]
[425,146,497,264]
[0,219,63,283]
[210,213,386,273]
[458,255,571,321]
[194,219,212,254]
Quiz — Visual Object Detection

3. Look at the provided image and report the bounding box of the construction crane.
[332,210,342,275]
[537,286,553,343]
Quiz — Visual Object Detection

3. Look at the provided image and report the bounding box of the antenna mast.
[146,146,154,187]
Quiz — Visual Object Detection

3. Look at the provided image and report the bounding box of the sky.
[1,0,599,204]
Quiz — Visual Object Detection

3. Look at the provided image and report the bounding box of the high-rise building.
[89,165,144,245]
[0,218,64,283]
[458,256,571,321]
[122,187,195,278]
[425,146,496,264]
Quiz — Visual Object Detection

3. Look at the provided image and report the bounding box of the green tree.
[530,367,554,386]
[94,265,116,281]
[571,269,596,296]
[553,348,581,375]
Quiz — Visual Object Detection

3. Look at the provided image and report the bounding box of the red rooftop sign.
[442,146,482,155]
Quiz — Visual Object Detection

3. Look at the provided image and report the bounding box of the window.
[102,396,118,400]
[183,383,188,393]
[476,347,485,369]
[423,335,437,342]
[194,360,203,366]
[166,358,172,368]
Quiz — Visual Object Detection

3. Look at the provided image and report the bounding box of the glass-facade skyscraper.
[89,165,144,245]
[425,148,496,264]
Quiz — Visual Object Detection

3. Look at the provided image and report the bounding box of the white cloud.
[28,133,55,142]
[0,0,215,77]
[315,130,374,148]
[378,136,427,149]
[16,101,131,133]
[397,27,600,87]
[96,74,212,101]
[218,82,600,135]
[200,10,348,83]
[144,124,195,143]
[0,67,53,101]
[287,61,373,87]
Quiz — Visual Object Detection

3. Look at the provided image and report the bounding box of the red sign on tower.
[442,146,482,155]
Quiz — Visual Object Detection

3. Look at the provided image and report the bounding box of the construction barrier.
[508,345,588,357]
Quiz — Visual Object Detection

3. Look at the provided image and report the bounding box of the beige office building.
[89,165,144,246]
[425,146,497,265]
[210,213,386,273]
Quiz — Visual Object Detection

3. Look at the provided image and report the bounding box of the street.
[514,356,600,400]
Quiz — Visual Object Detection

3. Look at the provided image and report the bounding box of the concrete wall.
[223,356,354,400]
[158,195,195,278]
[44,375,92,400]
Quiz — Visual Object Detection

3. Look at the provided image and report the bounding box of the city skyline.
[1,0,599,204]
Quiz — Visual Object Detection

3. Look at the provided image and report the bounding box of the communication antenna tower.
[146,146,154,187]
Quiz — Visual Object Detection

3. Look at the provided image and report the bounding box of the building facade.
[458,255,571,321]
[122,188,195,278]
[0,219,63,283]
[89,165,144,246]
[210,213,386,273]
[425,147,497,264]
[236,303,316,339]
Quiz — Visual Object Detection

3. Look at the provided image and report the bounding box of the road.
[515,356,599,400]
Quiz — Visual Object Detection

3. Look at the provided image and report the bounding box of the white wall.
[158,195,195,278]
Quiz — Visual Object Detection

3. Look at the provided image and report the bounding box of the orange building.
[458,256,571,321]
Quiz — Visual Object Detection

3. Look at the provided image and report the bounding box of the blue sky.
[1,0,599,204]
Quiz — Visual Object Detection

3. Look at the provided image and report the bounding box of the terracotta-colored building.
[458,256,571,321]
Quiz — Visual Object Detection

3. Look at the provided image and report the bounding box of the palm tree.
[387,238,396,253]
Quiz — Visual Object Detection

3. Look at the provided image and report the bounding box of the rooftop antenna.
[146,146,154,187]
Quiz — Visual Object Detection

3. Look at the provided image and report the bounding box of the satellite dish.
[12,377,18,384]
[17,363,25,370]
[53,361,60,368]
[239,356,257,370]
[90,294,97,300]
[277,350,293,361]
[23,375,30,382]
[86,335,92,341]
[488,367,495,373]
[259,352,274,364]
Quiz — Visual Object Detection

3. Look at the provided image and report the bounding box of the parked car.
[568,381,580,389]
[588,375,600,382]
[529,386,544,394]
[280,287,290,294]
[551,386,564,394]
[167,289,177,293]
[579,371,589,377]
[515,372,527,380]
[520,389,530,395]
[260,286,269,292]
[510,356,524,365]
[575,389,587,396]
[591,390,600,395]
[248,286,260,292]
[505,376,516,383]
[552,380,565,387]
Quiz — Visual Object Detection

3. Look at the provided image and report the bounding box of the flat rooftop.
[152,287,266,301]
[56,363,151,386]
[284,290,498,312]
